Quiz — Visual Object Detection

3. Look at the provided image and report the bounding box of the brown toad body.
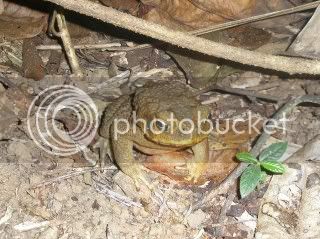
[99,81,210,186]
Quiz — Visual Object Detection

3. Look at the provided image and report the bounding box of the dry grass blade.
[93,180,142,207]
[191,1,320,36]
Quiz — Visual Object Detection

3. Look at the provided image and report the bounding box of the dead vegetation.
[0,0,320,238]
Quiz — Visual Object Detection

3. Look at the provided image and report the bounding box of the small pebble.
[306,173,320,188]
[186,209,207,228]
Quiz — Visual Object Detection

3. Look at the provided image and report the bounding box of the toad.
[99,80,211,186]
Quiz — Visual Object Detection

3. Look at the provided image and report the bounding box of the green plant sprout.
[236,142,287,198]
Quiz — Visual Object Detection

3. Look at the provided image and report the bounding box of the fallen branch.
[195,95,320,209]
[37,2,320,52]
[39,0,320,75]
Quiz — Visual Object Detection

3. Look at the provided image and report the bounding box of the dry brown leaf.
[143,120,260,185]
[99,0,140,15]
[252,0,301,29]
[186,0,255,18]
[288,5,320,59]
[2,1,47,19]
[141,0,230,30]
[139,0,302,31]
[22,38,45,80]
[0,1,48,40]
[139,0,255,30]
[98,0,303,33]
[144,148,239,185]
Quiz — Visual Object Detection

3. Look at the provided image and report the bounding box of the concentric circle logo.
[27,85,98,156]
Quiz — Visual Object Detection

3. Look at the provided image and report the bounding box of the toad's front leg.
[111,134,151,189]
[186,138,209,183]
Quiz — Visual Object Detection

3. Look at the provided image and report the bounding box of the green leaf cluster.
[236,142,287,198]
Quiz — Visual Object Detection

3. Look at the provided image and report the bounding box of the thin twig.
[30,166,116,189]
[216,190,236,236]
[195,95,320,209]
[50,10,83,77]
[87,70,131,94]
[37,1,320,58]
[93,180,142,207]
[247,82,280,91]
[196,84,282,102]
[40,0,320,75]
[0,75,16,88]
[191,1,320,36]
[14,221,50,232]
[215,85,281,102]
[37,1,319,53]
[37,43,150,51]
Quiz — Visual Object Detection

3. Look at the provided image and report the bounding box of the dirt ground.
[1,66,319,239]
[0,9,320,239]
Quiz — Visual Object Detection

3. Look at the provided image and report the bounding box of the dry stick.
[51,10,83,77]
[196,85,282,102]
[94,182,142,208]
[30,166,116,189]
[36,2,320,52]
[0,75,16,88]
[40,0,320,75]
[37,43,149,51]
[216,190,236,236]
[247,82,279,91]
[195,95,320,209]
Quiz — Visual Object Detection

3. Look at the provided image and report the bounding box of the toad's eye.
[155,120,168,131]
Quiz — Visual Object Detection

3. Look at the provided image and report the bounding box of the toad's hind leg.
[186,138,209,183]
[111,133,151,189]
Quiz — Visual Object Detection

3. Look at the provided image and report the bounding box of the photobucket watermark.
[112,111,291,140]
[27,85,99,156]
[27,85,291,156]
